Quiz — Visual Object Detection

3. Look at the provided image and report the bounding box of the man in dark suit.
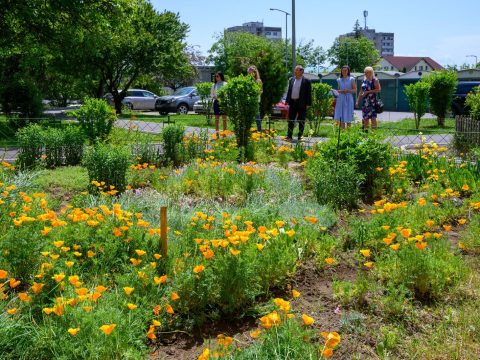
[285,65,312,141]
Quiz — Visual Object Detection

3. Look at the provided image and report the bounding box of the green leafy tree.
[328,36,380,72]
[424,70,457,127]
[308,83,333,135]
[208,32,288,117]
[297,40,327,72]
[404,81,431,129]
[465,86,480,119]
[218,75,260,160]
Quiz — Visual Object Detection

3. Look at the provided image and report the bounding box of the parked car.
[451,81,480,116]
[155,87,199,115]
[193,99,213,114]
[105,89,160,111]
[271,90,338,119]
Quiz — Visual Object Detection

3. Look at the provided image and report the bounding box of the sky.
[151,0,480,69]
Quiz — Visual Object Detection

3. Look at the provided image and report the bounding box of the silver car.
[155,87,199,115]
[105,89,160,111]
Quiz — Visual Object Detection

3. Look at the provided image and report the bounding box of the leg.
[222,115,227,131]
[362,118,369,131]
[287,102,297,139]
[215,115,220,133]
[371,118,377,131]
[256,114,262,132]
[297,106,307,139]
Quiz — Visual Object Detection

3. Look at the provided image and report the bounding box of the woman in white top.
[334,65,356,129]
[247,65,263,132]
[211,72,227,134]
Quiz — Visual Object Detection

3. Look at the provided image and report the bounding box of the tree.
[297,40,327,72]
[424,70,457,127]
[353,20,363,39]
[308,83,333,135]
[208,32,288,117]
[328,36,380,72]
[404,81,431,129]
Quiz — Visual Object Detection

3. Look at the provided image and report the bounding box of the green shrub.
[73,97,116,144]
[308,82,333,135]
[63,125,85,166]
[306,157,364,209]
[196,81,214,124]
[465,85,480,120]
[404,80,431,129]
[83,143,130,194]
[424,70,457,127]
[162,125,185,166]
[218,75,260,161]
[316,127,394,201]
[15,123,44,170]
[42,128,64,169]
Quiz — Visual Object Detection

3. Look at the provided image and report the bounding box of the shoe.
[283,136,293,142]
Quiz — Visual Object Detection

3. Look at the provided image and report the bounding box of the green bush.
[43,128,64,169]
[306,157,363,209]
[161,125,185,166]
[83,143,130,194]
[63,125,85,166]
[218,75,260,161]
[73,97,116,144]
[196,81,214,124]
[316,127,394,201]
[15,123,44,170]
[404,80,431,129]
[424,70,457,127]
[465,85,480,120]
[308,82,333,135]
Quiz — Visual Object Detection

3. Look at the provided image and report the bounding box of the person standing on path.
[334,65,356,129]
[285,65,312,142]
[211,72,227,134]
[247,65,263,132]
[356,66,381,131]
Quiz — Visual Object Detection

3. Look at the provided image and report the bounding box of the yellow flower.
[19,293,32,302]
[458,218,467,225]
[364,261,374,268]
[442,224,452,231]
[68,328,80,336]
[415,242,427,250]
[400,228,412,238]
[359,249,370,257]
[462,184,470,191]
[135,249,146,256]
[256,243,265,251]
[130,258,142,266]
[381,225,390,230]
[123,287,134,296]
[9,278,20,288]
[127,303,138,310]
[285,229,295,237]
[230,249,241,256]
[31,282,44,294]
[250,329,262,338]
[53,240,64,248]
[154,275,168,285]
[292,289,301,298]
[100,324,116,335]
[301,314,315,326]
[52,273,65,282]
[170,292,180,301]
[7,308,17,315]
[425,220,434,227]
[275,220,285,228]
[0,269,7,279]
[165,304,174,314]
[65,261,74,268]
[193,265,205,274]
[390,243,400,251]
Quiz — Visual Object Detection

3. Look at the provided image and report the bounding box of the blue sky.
[151,0,480,68]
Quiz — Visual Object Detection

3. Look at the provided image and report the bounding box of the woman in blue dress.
[356,66,381,131]
[334,65,357,129]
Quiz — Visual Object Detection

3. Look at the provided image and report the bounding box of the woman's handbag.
[375,98,384,114]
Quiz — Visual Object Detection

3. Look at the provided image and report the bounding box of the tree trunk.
[437,116,445,127]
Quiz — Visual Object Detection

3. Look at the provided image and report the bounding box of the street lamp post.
[270,8,290,71]
[466,55,478,68]
[291,0,296,73]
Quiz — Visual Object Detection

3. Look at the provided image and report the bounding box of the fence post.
[160,206,167,257]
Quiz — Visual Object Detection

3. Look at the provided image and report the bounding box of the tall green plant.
[195,81,214,124]
[15,124,44,170]
[465,86,480,119]
[83,143,130,194]
[162,125,185,166]
[404,81,431,129]
[424,70,457,127]
[218,75,260,161]
[308,82,333,135]
[73,97,116,144]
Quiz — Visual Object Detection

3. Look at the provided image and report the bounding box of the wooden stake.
[160,206,167,257]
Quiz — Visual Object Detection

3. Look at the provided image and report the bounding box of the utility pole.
[292,0,296,73]
[270,8,290,71]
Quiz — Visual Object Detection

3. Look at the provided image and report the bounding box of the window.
[265,31,271,35]
[419,66,423,71]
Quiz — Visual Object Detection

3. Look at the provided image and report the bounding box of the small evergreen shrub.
[162,125,185,166]
[83,143,130,194]
[63,125,85,166]
[15,123,44,170]
[73,97,116,144]
[43,128,64,169]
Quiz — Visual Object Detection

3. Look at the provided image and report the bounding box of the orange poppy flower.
[100,324,116,335]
